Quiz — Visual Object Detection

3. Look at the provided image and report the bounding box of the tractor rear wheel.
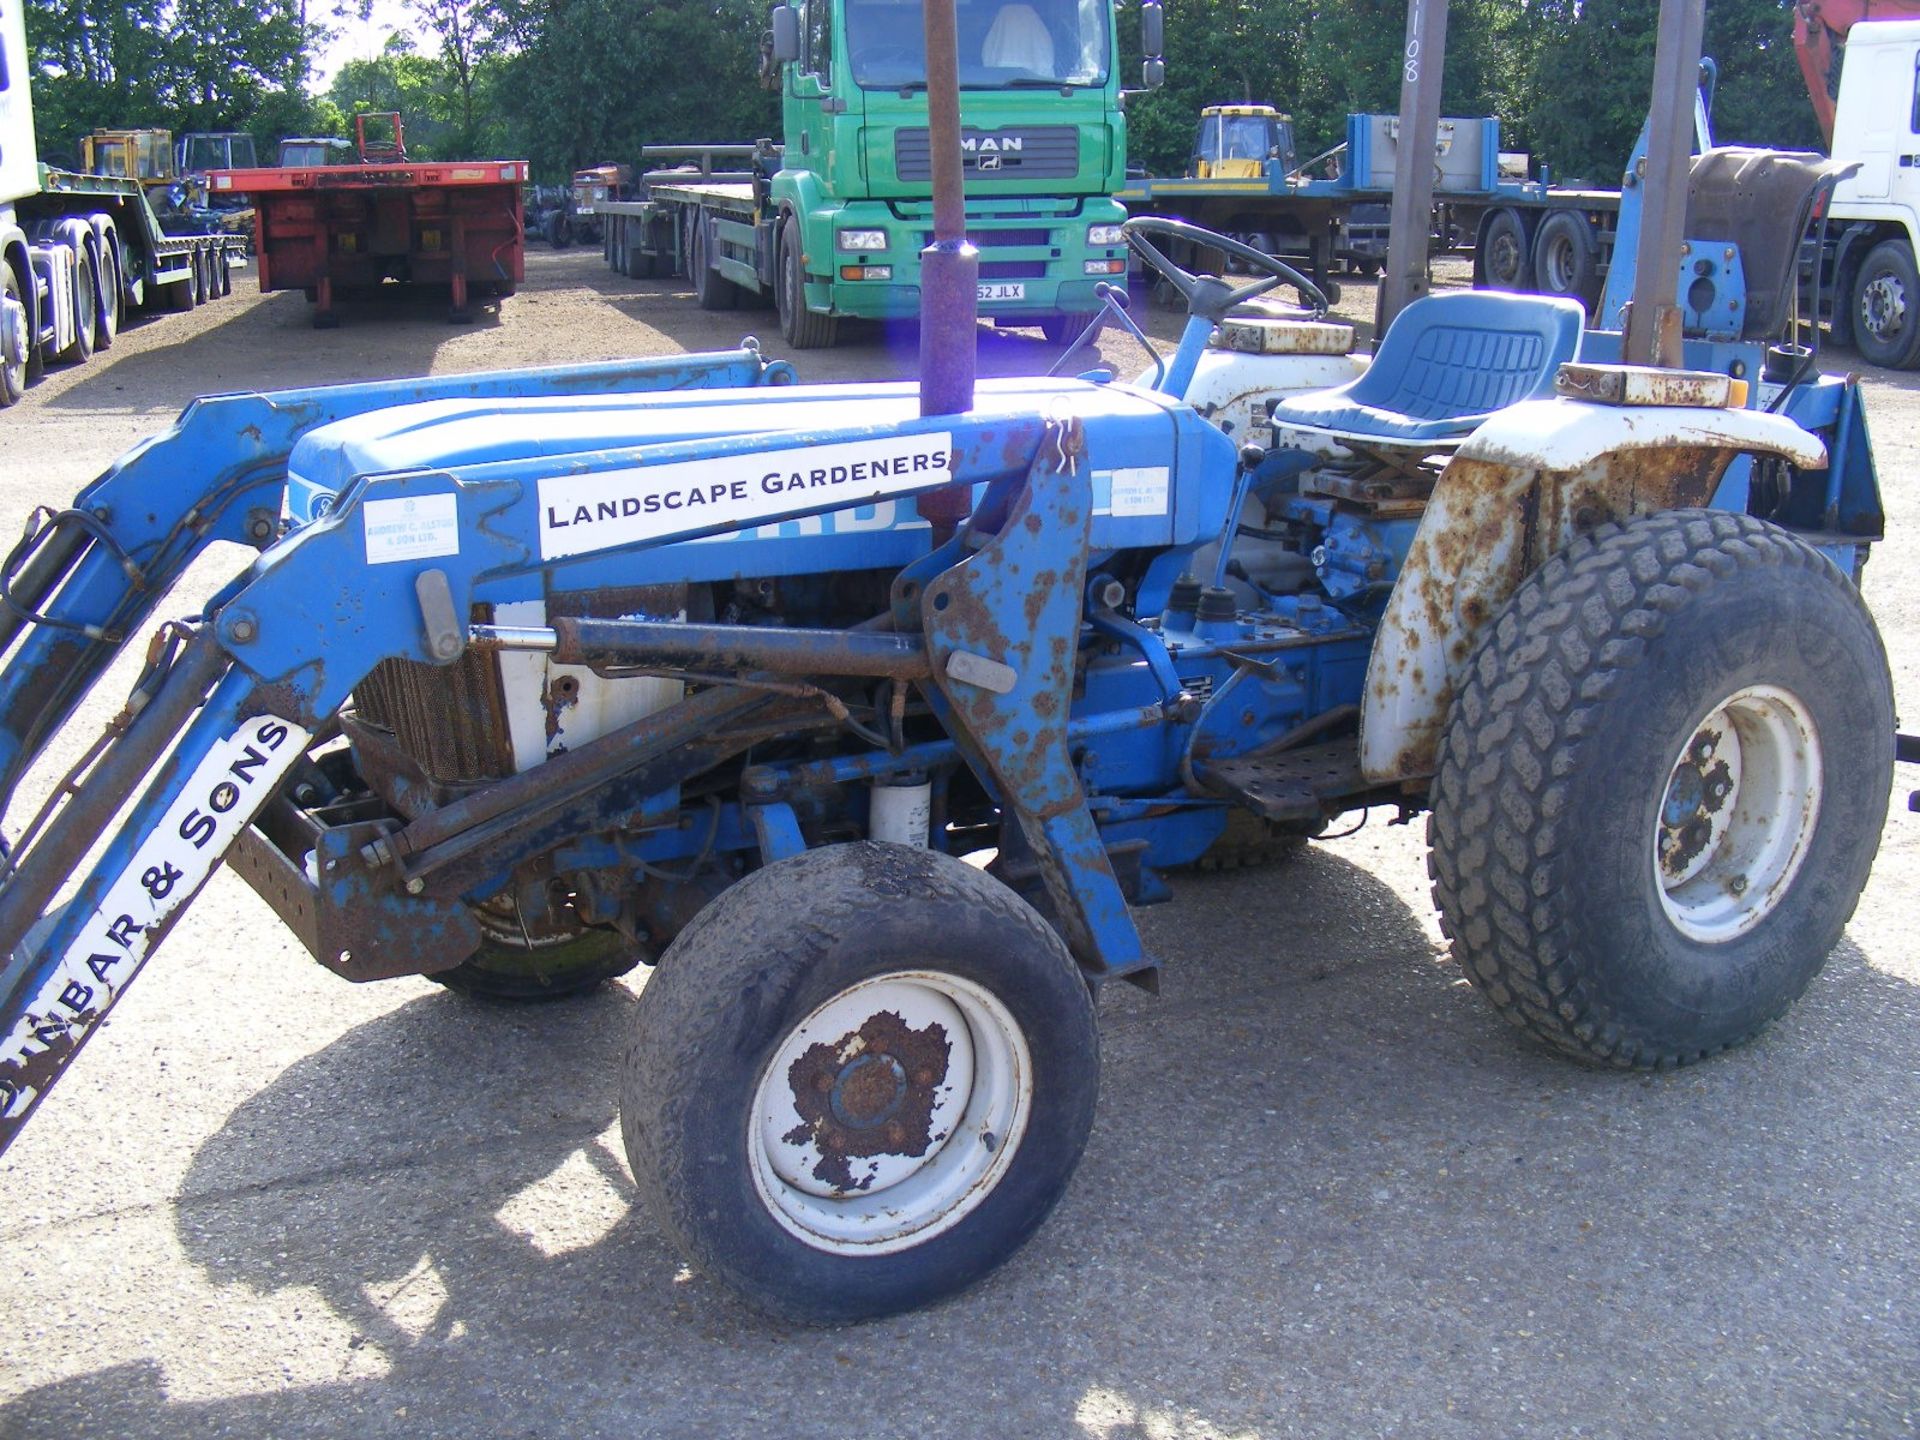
[1429,510,1892,1068]
[623,842,1098,1321]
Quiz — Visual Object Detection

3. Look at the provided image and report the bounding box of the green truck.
[594,0,1157,347]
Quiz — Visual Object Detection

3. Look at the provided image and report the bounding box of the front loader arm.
[0,401,1155,1157]
[0,351,787,816]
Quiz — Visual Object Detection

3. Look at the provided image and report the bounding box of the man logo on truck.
[960,135,1025,152]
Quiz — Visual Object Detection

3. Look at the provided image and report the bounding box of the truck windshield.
[846,0,1109,89]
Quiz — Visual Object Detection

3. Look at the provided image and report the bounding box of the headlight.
[837,228,889,251]
[1087,223,1126,246]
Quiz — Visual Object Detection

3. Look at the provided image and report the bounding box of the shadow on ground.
[5,842,1917,1439]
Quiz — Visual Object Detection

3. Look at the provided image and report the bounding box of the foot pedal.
[1196,738,1364,822]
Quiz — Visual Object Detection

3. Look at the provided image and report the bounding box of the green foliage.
[24,0,328,163]
[490,0,780,178]
[17,1,1851,185]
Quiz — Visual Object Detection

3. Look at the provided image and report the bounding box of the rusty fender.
[1359,398,1829,786]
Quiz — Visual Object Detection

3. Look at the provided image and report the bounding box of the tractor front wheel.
[1429,510,1892,1068]
[622,842,1098,1321]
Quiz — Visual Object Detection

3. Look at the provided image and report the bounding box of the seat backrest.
[1686,147,1857,341]
[1352,291,1586,422]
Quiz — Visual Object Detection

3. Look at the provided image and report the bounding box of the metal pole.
[1377,0,1450,336]
[1624,0,1706,369]
[918,0,978,419]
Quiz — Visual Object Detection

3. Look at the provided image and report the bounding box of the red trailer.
[210,115,527,326]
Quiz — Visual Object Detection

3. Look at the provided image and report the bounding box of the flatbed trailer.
[1118,112,1631,309]
[210,156,529,326]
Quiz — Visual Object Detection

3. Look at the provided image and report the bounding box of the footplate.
[1196,738,1365,822]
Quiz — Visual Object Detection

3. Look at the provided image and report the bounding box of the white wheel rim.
[1655,684,1822,943]
[748,970,1032,1256]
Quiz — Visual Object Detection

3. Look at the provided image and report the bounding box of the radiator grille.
[895,127,1080,182]
[355,644,515,783]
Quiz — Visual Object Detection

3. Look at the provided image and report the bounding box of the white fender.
[1360,397,1829,785]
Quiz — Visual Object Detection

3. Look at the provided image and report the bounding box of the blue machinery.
[0,10,1898,1323]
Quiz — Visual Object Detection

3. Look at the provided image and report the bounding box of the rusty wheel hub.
[749,970,1032,1256]
[1656,685,1821,944]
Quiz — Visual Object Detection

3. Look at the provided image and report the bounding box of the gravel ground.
[0,248,1916,1439]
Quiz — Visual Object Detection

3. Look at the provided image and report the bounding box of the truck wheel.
[691,208,739,311]
[1849,239,1920,368]
[94,244,120,349]
[430,925,640,1002]
[1478,208,1533,290]
[625,238,657,279]
[61,251,96,364]
[623,841,1099,1321]
[0,260,26,406]
[1531,211,1599,308]
[777,216,836,347]
[1429,510,1892,1069]
[1041,313,1098,347]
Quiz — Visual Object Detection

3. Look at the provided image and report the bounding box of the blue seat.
[1268,291,1586,447]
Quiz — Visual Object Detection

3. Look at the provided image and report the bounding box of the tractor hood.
[287,376,1236,596]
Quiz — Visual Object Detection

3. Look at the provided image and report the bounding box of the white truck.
[1818,19,1920,366]
[0,3,246,408]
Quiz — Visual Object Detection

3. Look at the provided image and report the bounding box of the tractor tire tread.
[1427,509,1879,1070]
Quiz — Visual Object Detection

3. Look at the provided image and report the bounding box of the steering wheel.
[1121,216,1329,324]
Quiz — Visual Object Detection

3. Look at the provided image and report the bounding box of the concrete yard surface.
[0,250,1916,1439]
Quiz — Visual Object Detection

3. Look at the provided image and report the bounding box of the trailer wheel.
[61,251,96,364]
[1478,208,1532,290]
[1531,211,1599,308]
[1429,510,1892,1069]
[215,250,232,298]
[777,215,836,347]
[0,260,26,407]
[623,841,1098,1321]
[625,236,657,279]
[691,208,739,311]
[1041,313,1099,347]
[94,243,120,349]
[1849,239,1920,369]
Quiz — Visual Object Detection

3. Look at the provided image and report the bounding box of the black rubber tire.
[1041,312,1098,347]
[624,229,658,279]
[216,250,232,298]
[691,208,739,311]
[1849,239,1920,369]
[62,250,96,364]
[0,259,25,407]
[1478,208,1533,291]
[1531,210,1600,308]
[429,925,640,1002]
[94,243,120,348]
[1429,510,1893,1069]
[776,215,837,347]
[623,841,1099,1322]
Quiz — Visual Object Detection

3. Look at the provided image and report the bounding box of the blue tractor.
[0,24,1896,1320]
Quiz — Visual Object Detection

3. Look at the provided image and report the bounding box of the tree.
[408,0,501,155]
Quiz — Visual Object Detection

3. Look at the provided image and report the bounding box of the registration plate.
[977,282,1026,302]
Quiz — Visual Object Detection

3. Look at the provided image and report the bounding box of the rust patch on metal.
[782,1009,952,1192]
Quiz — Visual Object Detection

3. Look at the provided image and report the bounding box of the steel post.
[1624,0,1706,369]
[1377,0,1451,335]
[917,0,978,427]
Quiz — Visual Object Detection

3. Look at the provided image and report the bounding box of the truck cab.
[1187,104,1296,181]
[770,0,1134,336]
